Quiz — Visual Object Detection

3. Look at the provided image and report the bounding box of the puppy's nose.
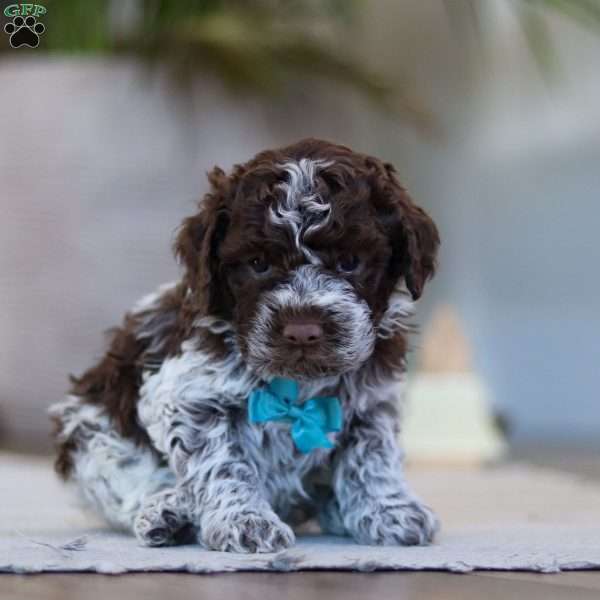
[283,322,323,345]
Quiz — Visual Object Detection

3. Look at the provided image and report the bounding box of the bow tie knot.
[248,378,342,453]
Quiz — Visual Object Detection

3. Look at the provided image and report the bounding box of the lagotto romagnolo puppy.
[50,138,440,553]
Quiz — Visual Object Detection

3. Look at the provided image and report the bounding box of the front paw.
[346,499,438,546]
[200,508,295,553]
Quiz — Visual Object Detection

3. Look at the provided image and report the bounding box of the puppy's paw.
[134,490,191,547]
[347,500,438,546]
[200,509,295,553]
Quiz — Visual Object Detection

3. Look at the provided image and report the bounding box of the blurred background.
[0,0,599,455]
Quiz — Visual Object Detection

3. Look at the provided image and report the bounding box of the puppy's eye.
[337,254,360,273]
[249,257,270,274]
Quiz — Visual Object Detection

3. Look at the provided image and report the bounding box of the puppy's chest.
[137,347,352,460]
[138,372,334,476]
[243,419,330,481]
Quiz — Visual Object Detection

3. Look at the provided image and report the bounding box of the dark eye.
[249,256,270,274]
[337,254,360,273]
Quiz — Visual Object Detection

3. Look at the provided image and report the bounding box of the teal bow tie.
[248,377,342,453]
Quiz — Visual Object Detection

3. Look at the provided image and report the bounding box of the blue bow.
[248,378,342,453]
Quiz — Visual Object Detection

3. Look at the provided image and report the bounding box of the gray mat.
[2,454,600,574]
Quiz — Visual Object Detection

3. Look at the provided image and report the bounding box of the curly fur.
[51,138,440,553]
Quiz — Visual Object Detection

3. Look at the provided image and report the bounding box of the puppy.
[50,138,440,553]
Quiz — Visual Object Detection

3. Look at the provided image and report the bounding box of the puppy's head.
[175,139,439,380]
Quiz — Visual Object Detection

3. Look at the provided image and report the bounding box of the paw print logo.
[4,15,45,48]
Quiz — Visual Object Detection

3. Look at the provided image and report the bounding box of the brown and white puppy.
[50,138,440,553]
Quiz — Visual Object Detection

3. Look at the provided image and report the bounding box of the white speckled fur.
[269,159,332,262]
[49,396,174,531]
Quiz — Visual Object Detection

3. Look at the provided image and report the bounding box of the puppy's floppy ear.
[174,167,232,315]
[371,160,440,300]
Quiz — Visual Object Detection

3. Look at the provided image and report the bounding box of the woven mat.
[2,453,600,574]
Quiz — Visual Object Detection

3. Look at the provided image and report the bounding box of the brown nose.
[283,322,323,345]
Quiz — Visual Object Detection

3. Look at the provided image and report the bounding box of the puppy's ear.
[174,167,232,315]
[371,160,440,300]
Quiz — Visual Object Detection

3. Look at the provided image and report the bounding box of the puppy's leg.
[51,397,176,532]
[331,405,438,546]
[165,405,295,553]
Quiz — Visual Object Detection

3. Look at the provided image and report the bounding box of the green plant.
[2,0,599,128]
